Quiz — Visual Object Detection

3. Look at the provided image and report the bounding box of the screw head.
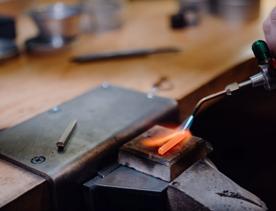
[101,82,110,89]
[31,156,46,164]
[49,106,61,113]
[147,93,155,99]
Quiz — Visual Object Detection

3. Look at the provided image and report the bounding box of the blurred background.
[0,0,265,51]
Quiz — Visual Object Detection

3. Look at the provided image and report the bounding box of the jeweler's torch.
[154,40,275,156]
[180,40,276,131]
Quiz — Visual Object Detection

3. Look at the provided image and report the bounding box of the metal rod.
[192,89,227,117]
[239,79,252,88]
[71,47,181,63]
[179,79,253,131]
[56,120,77,152]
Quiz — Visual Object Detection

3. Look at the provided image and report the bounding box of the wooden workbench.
[0,0,274,209]
[1,0,273,129]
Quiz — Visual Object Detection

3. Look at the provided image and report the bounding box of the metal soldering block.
[0,85,177,211]
[83,165,168,211]
[118,125,212,182]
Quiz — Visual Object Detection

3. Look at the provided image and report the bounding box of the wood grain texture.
[0,159,46,209]
[0,0,274,130]
[0,0,275,209]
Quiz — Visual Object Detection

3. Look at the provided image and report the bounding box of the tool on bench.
[0,16,19,61]
[157,40,276,155]
[71,47,181,63]
[56,120,77,152]
[147,76,174,99]
[26,3,81,54]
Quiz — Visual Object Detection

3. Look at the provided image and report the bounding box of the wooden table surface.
[0,160,45,209]
[0,0,273,129]
[0,0,274,209]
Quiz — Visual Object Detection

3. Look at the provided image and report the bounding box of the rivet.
[31,156,46,164]
[101,82,110,89]
[49,106,61,113]
[147,93,155,99]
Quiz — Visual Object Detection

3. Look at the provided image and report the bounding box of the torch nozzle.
[179,115,194,130]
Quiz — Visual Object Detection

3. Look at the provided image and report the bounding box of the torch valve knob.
[252,40,271,65]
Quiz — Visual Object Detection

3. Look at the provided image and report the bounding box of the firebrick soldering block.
[119,125,212,182]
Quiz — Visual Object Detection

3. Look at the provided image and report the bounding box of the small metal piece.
[56,120,77,152]
[147,88,157,99]
[31,155,46,164]
[225,82,239,95]
[250,72,265,88]
[147,76,174,99]
[170,13,186,29]
[171,2,203,30]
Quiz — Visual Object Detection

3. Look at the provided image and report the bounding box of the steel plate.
[0,85,177,211]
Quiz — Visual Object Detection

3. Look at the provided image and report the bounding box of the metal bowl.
[216,0,260,22]
[0,38,19,60]
[25,35,73,54]
[29,3,82,39]
[179,0,210,14]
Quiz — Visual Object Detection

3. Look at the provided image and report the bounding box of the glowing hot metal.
[158,130,192,156]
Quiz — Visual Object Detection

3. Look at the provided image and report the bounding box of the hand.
[263,7,276,56]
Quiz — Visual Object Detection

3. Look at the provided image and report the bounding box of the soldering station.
[0,0,276,211]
